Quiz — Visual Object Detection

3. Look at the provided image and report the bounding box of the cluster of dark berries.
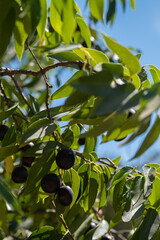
[41,173,73,206]
[40,148,76,206]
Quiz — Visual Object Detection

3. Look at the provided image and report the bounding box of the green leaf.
[91,83,135,116]
[50,0,63,35]
[130,0,135,9]
[0,6,16,58]
[76,14,91,48]
[21,118,57,143]
[0,182,20,212]
[14,19,28,61]
[62,0,76,44]
[89,0,104,22]
[131,117,160,160]
[107,166,133,190]
[0,199,7,233]
[70,168,80,207]
[27,226,55,240]
[132,73,141,89]
[130,208,158,240]
[106,0,116,24]
[64,90,90,109]
[21,141,61,156]
[0,145,19,162]
[103,35,141,75]
[73,48,109,66]
[88,170,99,210]
[0,104,18,121]
[37,0,47,39]
[71,70,114,97]
[94,62,123,78]
[30,0,41,33]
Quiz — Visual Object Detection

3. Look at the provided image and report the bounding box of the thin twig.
[0,61,89,77]
[27,46,52,121]
[0,80,10,104]
[11,75,34,115]
[49,197,74,240]
[98,157,117,169]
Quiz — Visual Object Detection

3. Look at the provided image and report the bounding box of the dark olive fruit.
[21,156,35,167]
[78,138,86,145]
[20,142,34,152]
[11,166,28,183]
[56,148,75,170]
[58,186,74,206]
[41,174,61,193]
[0,124,9,141]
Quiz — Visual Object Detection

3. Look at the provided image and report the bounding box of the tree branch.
[0,61,89,77]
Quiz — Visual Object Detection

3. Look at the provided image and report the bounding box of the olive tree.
[0,0,160,239]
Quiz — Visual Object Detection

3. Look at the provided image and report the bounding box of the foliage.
[0,0,160,239]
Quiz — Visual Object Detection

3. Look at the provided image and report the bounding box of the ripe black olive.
[11,166,28,183]
[78,138,86,145]
[56,148,75,170]
[58,186,74,206]
[41,174,61,193]
[21,156,35,167]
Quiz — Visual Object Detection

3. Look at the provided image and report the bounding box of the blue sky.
[74,0,160,168]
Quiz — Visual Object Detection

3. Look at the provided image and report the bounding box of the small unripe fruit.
[58,186,74,206]
[21,156,35,167]
[0,125,9,141]
[11,166,28,183]
[41,174,61,193]
[56,148,75,170]
[78,138,86,145]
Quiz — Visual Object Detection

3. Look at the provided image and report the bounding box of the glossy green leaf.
[0,145,19,162]
[0,182,20,212]
[21,118,57,143]
[131,117,160,160]
[106,0,116,24]
[0,5,16,58]
[76,14,91,48]
[130,208,158,240]
[37,0,47,39]
[62,0,76,44]
[27,226,55,240]
[107,166,133,190]
[70,168,80,207]
[130,0,135,9]
[73,48,109,66]
[30,0,41,33]
[89,0,104,22]
[132,73,141,89]
[71,70,113,97]
[103,35,141,75]
[14,19,28,61]
[50,0,63,35]
[0,199,7,233]
[113,178,126,212]
[91,83,135,116]
[0,104,18,122]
